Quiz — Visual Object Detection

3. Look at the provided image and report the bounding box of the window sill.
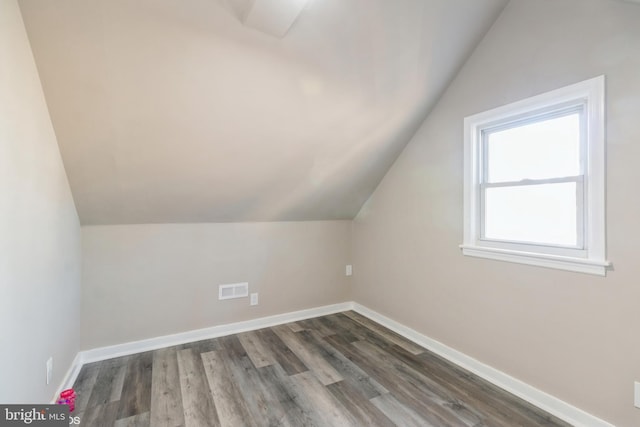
[459,244,610,276]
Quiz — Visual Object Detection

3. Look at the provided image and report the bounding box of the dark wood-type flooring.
[73,311,571,426]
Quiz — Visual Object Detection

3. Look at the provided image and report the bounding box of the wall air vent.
[218,282,249,300]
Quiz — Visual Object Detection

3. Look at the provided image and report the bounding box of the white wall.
[0,0,81,404]
[17,0,508,225]
[353,0,640,425]
[81,221,351,349]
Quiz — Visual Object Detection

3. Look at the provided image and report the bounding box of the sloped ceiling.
[18,0,507,224]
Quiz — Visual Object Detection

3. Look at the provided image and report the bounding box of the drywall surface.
[18,0,507,224]
[353,0,640,425]
[0,0,81,404]
[81,221,351,349]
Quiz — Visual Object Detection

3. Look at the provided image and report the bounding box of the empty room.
[1,0,639,426]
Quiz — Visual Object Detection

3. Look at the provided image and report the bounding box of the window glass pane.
[486,113,580,183]
[484,183,578,246]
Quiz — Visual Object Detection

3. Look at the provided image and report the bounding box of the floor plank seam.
[74,311,571,427]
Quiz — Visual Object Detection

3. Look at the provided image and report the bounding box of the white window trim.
[461,76,610,276]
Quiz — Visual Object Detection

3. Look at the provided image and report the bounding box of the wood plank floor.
[73,311,571,427]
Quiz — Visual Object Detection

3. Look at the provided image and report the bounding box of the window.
[461,76,609,275]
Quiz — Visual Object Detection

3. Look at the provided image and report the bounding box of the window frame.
[461,76,610,276]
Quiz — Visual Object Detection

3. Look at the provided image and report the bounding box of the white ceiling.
[19,0,508,225]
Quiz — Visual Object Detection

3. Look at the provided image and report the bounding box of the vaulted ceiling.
[19,0,508,224]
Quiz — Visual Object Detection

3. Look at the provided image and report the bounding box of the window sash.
[476,106,587,251]
[481,106,585,183]
[478,176,585,250]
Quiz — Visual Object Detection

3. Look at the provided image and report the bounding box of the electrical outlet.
[250,293,259,306]
[635,381,640,408]
[46,357,53,385]
[346,265,353,276]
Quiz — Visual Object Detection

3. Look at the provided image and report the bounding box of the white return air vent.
[219,282,249,300]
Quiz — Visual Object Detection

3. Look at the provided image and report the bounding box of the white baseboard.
[352,303,615,427]
[54,300,614,427]
[51,352,83,403]
[53,302,354,398]
[81,302,353,364]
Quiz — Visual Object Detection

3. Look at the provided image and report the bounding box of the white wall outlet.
[46,357,53,385]
[635,381,640,408]
[346,264,353,276]
[250,293,259,306]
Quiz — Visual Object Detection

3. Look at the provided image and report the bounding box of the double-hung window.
[461,76,609,275]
